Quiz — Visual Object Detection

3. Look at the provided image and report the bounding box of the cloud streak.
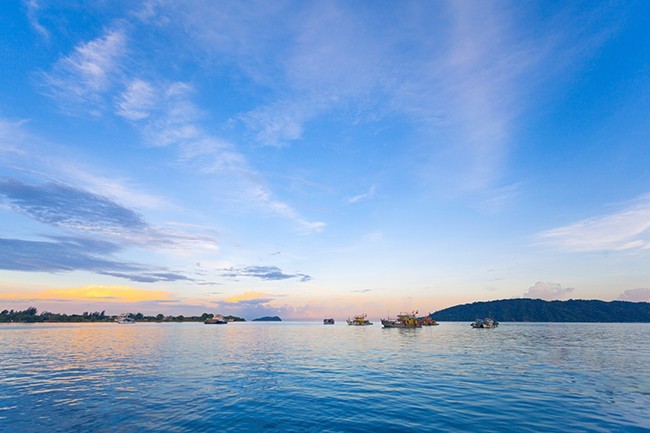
[0,237,134,273]
[0,176,217,283]
[37,24,324,233]
[0,237,193,283]
[40,28,127,113]
[115,79,326,233]
[221,266,311,282]
[0,178,147,233]
[536,194,650,252]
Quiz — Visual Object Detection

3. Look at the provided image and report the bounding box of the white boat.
[471,318,498,328]
[346,314,373,326]
[381,311,421,328]
[116,314,135,324]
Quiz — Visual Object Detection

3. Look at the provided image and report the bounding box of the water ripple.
[1,322,648,432]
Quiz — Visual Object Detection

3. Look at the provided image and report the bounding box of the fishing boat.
[419,316,439,326]
[381,311,421,328]
[471,318,498,328]
[346,314,373,326]
[204,314,228,324]
[116,314,135,324]
[323,318,335,325]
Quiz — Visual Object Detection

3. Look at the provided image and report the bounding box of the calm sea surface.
[1,322,648,432]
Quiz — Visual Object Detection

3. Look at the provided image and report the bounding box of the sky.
[1,0,650,320]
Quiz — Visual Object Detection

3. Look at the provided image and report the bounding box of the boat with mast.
[471,317,498,328]
[346,314,373,326]
[381,311,421,328]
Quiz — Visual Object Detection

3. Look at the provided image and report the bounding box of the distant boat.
[205,314,228,325]
[471,318,498,328]
[381,311,421,328]
[323,318,335,325]
[116,314,135,324]
[346,314,373,326]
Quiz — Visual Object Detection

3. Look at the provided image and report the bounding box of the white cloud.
[41,28,127,111]
[0,118,31,156]
[119,1,618,201]
[117,79,326,233]
[523,281,575,300]
[536,195,650,252]
[0,117,165,211]
[477,183,521,213]
[242,105,306,147]
[116,79,156,120]
[347,186,376,205]
[24,0,49,38]
[617,288,650,302]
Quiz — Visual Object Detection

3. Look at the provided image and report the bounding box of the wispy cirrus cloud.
[221,265,311,282]
[0,237,194,284]
[0,118,170,212]
[0,175,218,282]
[0,178,147,233]
[0,177,220,249]
[346,186,376,205]
[116,78,326,233]
[0,237,134,273]
[24,0,49,38]
[536,194,650,252]
[115,78,156,120]
[164,2,544,193]
[40,28,127,113]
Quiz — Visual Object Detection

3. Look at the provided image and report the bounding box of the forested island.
[252,316,282,321]
[0,308,245,323]
[430,299,650,322]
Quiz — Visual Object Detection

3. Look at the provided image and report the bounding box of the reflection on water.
[1,322,648,432]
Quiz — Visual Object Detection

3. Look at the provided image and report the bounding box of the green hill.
[252,316,282,321]
[430,298,650,322]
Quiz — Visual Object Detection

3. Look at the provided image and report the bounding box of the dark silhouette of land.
[430,298,650,322]
[4,299,649,323]
[252,316,282,322]
[0,308,245,323]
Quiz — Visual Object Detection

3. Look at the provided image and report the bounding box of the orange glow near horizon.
[222,291,275,303]
[0,285,172,303]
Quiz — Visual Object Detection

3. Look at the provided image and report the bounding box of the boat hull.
[381,319,421,328]
[346,320,373,325]
[346,314,372,325]
[471,318,498,328]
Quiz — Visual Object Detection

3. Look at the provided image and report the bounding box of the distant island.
[0,308,245,323]
[430,298,650,323]
[252,316,282,322]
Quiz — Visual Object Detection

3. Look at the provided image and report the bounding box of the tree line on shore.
[430,298,650,322]
[0,307,245,323]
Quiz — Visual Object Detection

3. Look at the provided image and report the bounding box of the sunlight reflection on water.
[1,322,648,432]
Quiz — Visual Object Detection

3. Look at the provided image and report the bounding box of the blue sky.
[1,1,649,320]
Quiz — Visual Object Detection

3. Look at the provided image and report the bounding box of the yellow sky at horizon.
[0,285,172,303]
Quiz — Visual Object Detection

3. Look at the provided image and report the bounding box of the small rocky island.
[252,316,282,322]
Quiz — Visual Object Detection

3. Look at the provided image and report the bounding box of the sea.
[1,321,648,432]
